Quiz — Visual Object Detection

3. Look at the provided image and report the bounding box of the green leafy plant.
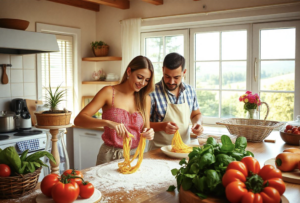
[91,41,107,49]
[0,146,56,175]
[44,84,67,112]
[167,135,254,199]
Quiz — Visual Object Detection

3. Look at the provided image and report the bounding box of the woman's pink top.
[101,87,144,149]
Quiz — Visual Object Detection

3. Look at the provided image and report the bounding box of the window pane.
[260,92,294,121]
[196,62,219,89]
[195,32,219,61]
[165,35,184,55]
[145,37,164,62]
[261,28,295,59]
[221,91,245,118]
[222,62,246,89]
[196,90,219,117]
[222,31,247,60]
[260,61,295,91]
[153,62,163,83]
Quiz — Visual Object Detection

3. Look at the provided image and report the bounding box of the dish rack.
[216,102,284,142]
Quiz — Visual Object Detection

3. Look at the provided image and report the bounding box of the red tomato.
[41,174,60,197]
[63,169,83,178]
[51,181,79,203]
[79,181,95,199]
[241,192,263,203]
[222,169,246,187]
[292,127,298,134]
[0,164,11,177]
[226,161,248,177]
[287,130,292,134]
[296,131,300,135]
[263,178,286,196]
[286,125,293,130]
[260,187,281,203]
[298,126,300,131]
[225,181,248,203]
[241,156,261,174]
[258,165,282,181]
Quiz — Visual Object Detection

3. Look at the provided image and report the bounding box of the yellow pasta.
[118,133,146,174]
[171,130,193,153]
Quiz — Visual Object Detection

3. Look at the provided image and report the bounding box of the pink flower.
[246,91,252,94]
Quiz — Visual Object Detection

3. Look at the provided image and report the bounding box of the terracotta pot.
[34,111,71,126]
[93,45,109,57]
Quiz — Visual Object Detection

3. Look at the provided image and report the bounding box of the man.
[148,52,203,150]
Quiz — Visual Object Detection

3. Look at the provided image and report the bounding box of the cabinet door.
[73,129,104,170]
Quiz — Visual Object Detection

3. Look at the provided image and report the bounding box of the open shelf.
[82,81,119,85]
[82,56,122,61]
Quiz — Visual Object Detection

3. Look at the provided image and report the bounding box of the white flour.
[84,159,180,192]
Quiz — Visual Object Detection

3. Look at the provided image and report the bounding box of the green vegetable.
[168,135,254,198]
[0,146,56,175]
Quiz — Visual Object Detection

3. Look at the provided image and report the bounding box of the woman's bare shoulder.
[94,86,113,100]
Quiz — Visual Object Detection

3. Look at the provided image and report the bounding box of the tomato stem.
[276,158,282,167]
[245,172,264,193]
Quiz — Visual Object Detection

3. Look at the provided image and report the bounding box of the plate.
[161,144,199,159]
[36,188,101,203]
[265,158,300,184]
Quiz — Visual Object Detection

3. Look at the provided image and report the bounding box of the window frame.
[140,29,190,83]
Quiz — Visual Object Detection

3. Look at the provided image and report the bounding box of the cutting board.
[25,99,42,126]
[265,158,300,184]
[36,188,101,203]
[179,186,289,203]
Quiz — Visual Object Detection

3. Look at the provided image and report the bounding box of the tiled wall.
[0,54,36,111]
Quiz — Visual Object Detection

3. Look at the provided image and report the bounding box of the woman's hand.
[141,128,154,140]
[107,121,128,138]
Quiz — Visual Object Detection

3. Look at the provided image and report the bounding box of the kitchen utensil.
[0,18,29,30]
[1,64,8,84]
[0,111,16,132]
[265,158,300,185]
[160,144,199,159]
[25,99,43,126]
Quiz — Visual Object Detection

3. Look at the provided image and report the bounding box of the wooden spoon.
[1,64,8,84]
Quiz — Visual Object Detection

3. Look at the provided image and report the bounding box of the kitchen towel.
[17,139,39,152]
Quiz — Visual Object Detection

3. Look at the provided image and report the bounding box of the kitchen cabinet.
[73,127,104,170]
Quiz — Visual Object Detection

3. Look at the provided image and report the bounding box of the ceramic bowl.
[0,18,29,30]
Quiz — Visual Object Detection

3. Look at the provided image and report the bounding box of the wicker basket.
[0,167,41,199]
[216,102,284,142]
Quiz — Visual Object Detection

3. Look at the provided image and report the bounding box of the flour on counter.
[84,159,180,192]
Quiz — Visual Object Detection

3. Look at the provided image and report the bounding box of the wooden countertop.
[1,130,299,203]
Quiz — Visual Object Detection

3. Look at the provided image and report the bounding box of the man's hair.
[163,52,185,71]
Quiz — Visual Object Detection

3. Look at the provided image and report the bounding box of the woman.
[74,56,155,165]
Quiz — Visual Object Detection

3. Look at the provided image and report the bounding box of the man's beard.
[163,79,179,91]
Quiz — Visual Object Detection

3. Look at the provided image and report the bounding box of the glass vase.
[246,109,257,119]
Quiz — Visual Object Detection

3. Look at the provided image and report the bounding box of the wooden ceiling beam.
[48,0,100,12]
[142,0,163,5]
[83,0,129,9]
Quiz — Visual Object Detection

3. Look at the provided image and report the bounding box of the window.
[142,20,300,124]
[41,35,74,116]
[141,30,189,83]
[190,25,251,124]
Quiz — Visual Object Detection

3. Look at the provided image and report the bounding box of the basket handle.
[258,101,269,121]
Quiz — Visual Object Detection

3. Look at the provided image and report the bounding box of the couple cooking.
[74,53,204,165]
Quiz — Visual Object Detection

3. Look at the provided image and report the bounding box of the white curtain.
[121,18,141,78]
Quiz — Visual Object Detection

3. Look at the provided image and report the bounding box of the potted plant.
[34,85,71,126]
[91,41,109,57]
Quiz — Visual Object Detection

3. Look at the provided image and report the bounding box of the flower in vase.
[239,91,261,111]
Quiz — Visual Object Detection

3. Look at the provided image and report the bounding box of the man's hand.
[191,123,203,135]
[164,122,179,134]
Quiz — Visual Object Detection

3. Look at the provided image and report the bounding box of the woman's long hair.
[120,56,155,126]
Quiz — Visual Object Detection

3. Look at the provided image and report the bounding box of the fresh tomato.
[286,130,292,134]
[51,181,79,203]
[292,127,298,134]
[0,164,11,177]
[63,169,83,178]
[79,181,95,199]
[241,156,260,174]
[285,125,293,130]
[223,157,285,203]
[226,161,248,177]
[41,174,60,197]
[298,126,300,131]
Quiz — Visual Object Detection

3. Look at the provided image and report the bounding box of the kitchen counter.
[72,125,104,131]
[1,130,300,203]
